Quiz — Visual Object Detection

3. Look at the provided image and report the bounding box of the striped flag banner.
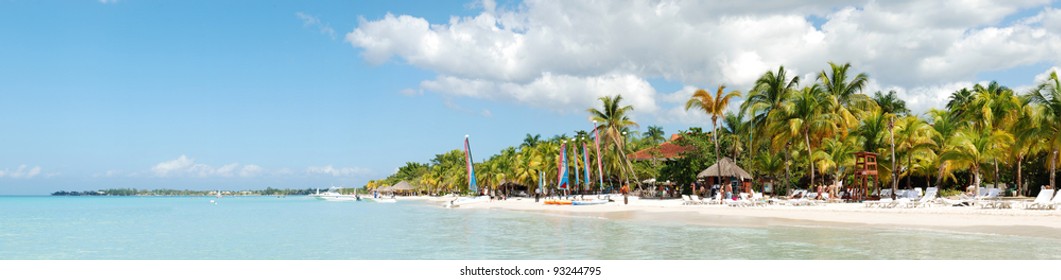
[557,142,568,190]
[464,135,478,194]
[583,143,591,191]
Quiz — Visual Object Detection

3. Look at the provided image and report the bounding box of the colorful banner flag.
[538,171,543,195]
[583,143,591,191]
[572,142,581,191]
[557,142,568,190]
[464,135,478,194]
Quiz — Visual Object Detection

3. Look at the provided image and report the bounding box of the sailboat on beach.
[446,135,491,208]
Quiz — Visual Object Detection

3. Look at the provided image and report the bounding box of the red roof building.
[629,134,696,161]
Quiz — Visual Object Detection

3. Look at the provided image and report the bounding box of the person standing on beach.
[621,183,629,205]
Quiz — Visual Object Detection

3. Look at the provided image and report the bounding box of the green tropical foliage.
[367,66,1060,199]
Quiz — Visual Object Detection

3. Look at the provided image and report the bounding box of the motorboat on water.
[312,188,361,202]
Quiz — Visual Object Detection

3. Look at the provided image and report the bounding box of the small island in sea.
[50,187,335,197]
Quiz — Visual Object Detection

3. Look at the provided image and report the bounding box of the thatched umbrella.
[392,181,416,195]
[697,157,753,194]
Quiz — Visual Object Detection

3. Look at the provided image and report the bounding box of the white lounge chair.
[1023,189,1056,210]
[681,195,697,205]
[912,187,938,208]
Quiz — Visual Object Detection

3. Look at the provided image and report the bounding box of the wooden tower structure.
[852,152,880,201]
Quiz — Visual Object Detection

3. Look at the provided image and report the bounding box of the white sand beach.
[406,196,1061,239]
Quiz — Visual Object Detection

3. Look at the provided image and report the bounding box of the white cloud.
[347,0,1061,121]
[240,165,264,177]
[151,155,265,178]
[0,165,43,179]
[306,165,370,177]
[98,0,119,4]
[399,88,422,96]
[296,12,337,39]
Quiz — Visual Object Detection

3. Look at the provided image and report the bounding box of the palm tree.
[971,81,1020,191]
[873,90,911,116]
[893,115,938,189]
[1010,98,1046,196]
[781,84,837,189]
[947,88,975,120]
[588,95,640,185]
[940,128,1013,191]
[686,85,742,188]
[742,66,799,188]
[742,66,800,151]
[521,134,541,148]
[1028,70,1061,190]
[753,151,786,194]
[813,135,858,185]
[928,109,963,187]
[818,62,871,135]
[644,126,666,146]
[721,112,748,161]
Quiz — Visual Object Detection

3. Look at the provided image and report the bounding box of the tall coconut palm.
[873,90,911,116]
[753,151,786,193]
[521,134,542,148]
[812,135,858,185]
[971,81,1020,191]
[818,62,871,134]
[588,95,640,185]
[1028,70,1061,190]
[644,125,666,146]
[686,85,742,188]
[928,109,963,187]
[940,128,1013,191]
[947,88,976,121]
[742,66,800,152]
[893,115,938,189]
[781,84,838,189]
[742,66,799,188]
[721,112,748,162]
[1010,98,1046,196]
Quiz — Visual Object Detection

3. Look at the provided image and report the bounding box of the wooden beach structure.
[851,151,880,201]
[697,157,754,193]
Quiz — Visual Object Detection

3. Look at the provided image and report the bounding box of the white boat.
[445,195,491,208]
[312,187,360,201]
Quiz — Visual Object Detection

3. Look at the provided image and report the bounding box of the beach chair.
[889,198,913,208]
[690,195,705,205]
[912,187,939,208]
[682,195,697,205]
[1023,189,1056,210]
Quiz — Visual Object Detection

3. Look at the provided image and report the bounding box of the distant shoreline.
[49,188,326,196]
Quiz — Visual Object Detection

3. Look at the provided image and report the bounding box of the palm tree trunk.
[804,131,815,190]
[993,158,1000,195]
[1051,150,1058,190]
[936,162,946,187]
[784,145,791,195]
[714,119,723,194]
[906,156,912,189]
[889,118,897,199]
[1016,155,1024,197]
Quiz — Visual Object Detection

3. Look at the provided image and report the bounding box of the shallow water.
[1,196,1058,259]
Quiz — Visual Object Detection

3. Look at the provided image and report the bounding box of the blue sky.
[1,0,1059,194]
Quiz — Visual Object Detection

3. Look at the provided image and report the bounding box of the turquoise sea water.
[1,196,1059,259]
